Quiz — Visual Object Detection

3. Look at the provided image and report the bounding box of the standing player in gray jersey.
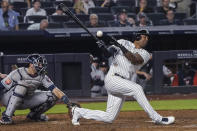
[0,54,79,124]
[69,29,175,125]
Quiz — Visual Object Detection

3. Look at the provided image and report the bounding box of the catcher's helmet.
[134,29,150,41]
[27,54,47,75]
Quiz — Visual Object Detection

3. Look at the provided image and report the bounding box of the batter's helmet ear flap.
[133,32,142,41]
[135,33,142,41]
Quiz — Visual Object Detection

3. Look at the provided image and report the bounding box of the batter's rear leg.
[70,93,125,125]
[108,76,175,125]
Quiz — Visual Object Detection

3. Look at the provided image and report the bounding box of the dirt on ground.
[1,110,197,131]
[1,93,197,131]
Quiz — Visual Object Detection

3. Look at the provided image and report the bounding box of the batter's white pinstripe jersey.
[108,39,151,80]
[72,40,165,125]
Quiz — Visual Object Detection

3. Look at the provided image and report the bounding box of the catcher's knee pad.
[5,85,27,117]
[30,92,57,116]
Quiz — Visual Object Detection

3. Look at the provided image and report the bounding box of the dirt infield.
[1,110,197,131]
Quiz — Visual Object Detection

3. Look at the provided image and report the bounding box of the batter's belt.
[114,73,127,79]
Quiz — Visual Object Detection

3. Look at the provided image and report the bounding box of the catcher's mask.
[27,54,47,75]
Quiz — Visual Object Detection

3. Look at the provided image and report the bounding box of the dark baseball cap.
[56,5,63,11]
[119,9,127,15]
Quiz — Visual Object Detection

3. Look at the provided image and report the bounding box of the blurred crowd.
[168,60,197,86]
[0,0,196,31]
[136,59,197,89]
[90,55,108,98]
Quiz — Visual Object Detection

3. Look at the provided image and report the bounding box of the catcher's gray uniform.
[0,67,57,117]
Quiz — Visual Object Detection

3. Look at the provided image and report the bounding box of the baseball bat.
[59,3,100,42]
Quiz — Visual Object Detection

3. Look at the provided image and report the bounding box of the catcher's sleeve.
[1,69,21,90]
[52,87,70,104]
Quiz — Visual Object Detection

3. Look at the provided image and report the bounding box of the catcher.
[0,54,79,124]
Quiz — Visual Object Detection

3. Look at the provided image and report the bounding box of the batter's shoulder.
[140,48,150,56]
[137,49,151,64]
[117,39,132,47]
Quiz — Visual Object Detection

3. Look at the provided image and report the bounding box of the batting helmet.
[134,29,150,41]
[27,54,47,75]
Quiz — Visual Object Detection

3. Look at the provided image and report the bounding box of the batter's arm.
[97,39,144,64]
[107,37,144,65]
[113,42,144,65]
[124,52,144,65]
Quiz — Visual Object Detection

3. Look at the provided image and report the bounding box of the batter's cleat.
[155,116,175,125]
[71,107,81,126]
[0,113,13,125]
[26,113,49,122]
[67,103,81,118]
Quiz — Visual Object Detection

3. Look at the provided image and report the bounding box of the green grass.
[1,99,197,116]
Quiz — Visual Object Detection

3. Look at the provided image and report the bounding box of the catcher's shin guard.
[27,93,57,121]
[5,85,27,117]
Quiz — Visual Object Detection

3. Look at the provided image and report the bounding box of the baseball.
[96,30,103,37]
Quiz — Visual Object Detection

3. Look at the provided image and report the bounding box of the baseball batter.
[0,54,78,124]
[69,29,175,125]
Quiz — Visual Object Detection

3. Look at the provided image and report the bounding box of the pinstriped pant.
[75,74,162,123]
